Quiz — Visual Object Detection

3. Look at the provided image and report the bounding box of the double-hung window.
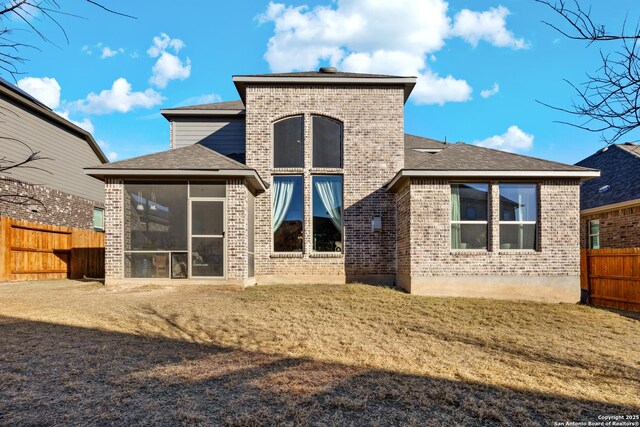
[451,184,488,250]
[499,184,538,250]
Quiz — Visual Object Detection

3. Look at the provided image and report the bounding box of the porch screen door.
[190,200,225,277]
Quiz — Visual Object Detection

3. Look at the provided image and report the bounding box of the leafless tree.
[536,0,640,143]
[0,0,134,79]
[0,138,51,211]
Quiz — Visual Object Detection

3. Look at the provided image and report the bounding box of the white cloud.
[147,33,191,89]
[480,83,500,99]
[97,140,118,161]
[473,126,534,152]
[72,78,164,115]
[259,0,526,105]
[56,111,95,134]
[451,7,529,50]
[101,47,118,58]
[17,77,61,109]
[107,151,118,161]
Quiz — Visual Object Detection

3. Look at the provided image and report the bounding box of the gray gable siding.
[172,117,246,159]
[0,94,104,203]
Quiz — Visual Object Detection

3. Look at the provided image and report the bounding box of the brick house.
[576,143,640,249]
[0,78,108,230]
[86,69,599,302]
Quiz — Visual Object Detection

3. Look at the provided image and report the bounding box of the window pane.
[452,184,488,221]
[93,208,104,230]
[124,183,188,251]
[191,237,224,277]
[500,224,537,250]
[273,176,303,252]
[191,201,224,236]
[451,223,487,249]
[312,176,343,252]
[500,184,537,221]
[190,182,225,198]
[313,116,343,168]
[274,116,304,168]
[589,220,600,249]
[124,253,169,278]
[589,220,600,235]
[171,253,188,279]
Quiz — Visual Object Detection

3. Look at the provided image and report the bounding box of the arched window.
[312,116,343,168]
[273,116,304,168]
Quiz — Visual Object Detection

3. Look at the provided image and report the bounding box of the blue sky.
[9,0,640,164]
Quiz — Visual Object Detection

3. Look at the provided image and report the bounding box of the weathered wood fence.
[0,217,105,281]
[581,248,640,312]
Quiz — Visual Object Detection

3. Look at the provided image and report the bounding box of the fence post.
[0,217,11,281]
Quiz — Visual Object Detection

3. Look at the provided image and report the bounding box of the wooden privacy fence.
[0,217,105,281]
[581,248,640,312]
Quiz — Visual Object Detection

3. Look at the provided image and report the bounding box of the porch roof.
[85,144,267,192]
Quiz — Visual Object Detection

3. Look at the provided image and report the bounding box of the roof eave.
[0,83,109,164]
[232,75,417,104]
[581,197,640,215]
[386,169,601,192]
[160,109,246,119]
[84,168,268,192]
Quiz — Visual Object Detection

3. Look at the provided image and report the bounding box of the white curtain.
[272,178,295,233]
[314,177,343,230]
[451,185,461,248]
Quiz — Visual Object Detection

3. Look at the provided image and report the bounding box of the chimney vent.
[319,67,337,74]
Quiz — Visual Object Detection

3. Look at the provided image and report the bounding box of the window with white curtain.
[499,184,538,250]
[312,175,343,252]
[272,175,304,252]
[451,184,488,250]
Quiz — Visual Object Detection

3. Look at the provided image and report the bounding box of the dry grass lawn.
[0,280,638,426]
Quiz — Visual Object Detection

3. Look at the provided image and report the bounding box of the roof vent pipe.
[319,67,337,73]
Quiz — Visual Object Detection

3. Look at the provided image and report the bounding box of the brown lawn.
[0,280,638,426]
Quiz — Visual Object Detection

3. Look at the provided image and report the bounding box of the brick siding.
[0,174,103,230]
[244,85,405,280]
[581,205,640,248]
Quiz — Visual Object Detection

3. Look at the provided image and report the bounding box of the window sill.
[310,167,343,174]
[309,252,343,258]
[272,168,304,173]
[450,250,490,256]
[270,252,304,258]
[498,250,540,255]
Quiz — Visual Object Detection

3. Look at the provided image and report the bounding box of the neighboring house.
[86,69,599,302]
[0,78,108,230]
[576,143,640,249]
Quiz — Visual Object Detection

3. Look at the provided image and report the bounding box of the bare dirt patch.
[0,280,638,426]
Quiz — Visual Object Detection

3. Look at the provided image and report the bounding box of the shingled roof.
[576,143,640,210]
[84,144,266,191]
[163,100,245,111]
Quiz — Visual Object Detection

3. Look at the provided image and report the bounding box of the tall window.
[93,207,104,231]
[499,184,538,250]
[312,116,343,168]
[272,175,304,252]
[312,175,343,252]
[273,116,304,168]
[589,220,600,249]
[451,184,488,250]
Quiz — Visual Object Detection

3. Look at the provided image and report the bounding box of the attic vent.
[319,67,337,74]
[413,148,443,154]
[598,185,611,193]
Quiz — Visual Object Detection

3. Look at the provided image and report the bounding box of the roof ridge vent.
[624,142,638,146]
[319,67,337,74]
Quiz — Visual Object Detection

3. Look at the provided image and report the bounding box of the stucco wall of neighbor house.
[580,205,640,248]
[0,174,104,230]
[397,179,582,303]
[244,84,405,285]
[103,178,253,287]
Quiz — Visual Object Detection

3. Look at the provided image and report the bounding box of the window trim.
[311,115,344,169]
[93,207,105,231]
[498,183,539,251]
[272,115,304,169]
[272,174,305,254]
[588,219,600,249]
[450,183,489,251]
[311,174,344,254]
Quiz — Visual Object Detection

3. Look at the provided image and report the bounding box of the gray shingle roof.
[404,134,447,150]
[164,100,245,111]
[93,144,250,170]
[405,142,594,172]
[576,143,640,210]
